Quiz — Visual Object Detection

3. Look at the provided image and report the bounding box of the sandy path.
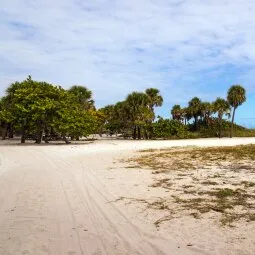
[0,138,255,255]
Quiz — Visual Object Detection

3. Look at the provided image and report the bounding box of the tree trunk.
[148,125,153,139]
[137,126,141,140]
[144,128,148,140]
[35,131,43,144]
[35,121,44,144]
[133,126,137,140]
[44,125,49,143]
[205,115,209,126]
[219,117,222,138]
[21,123,26,143]
[194,116,198,130]
[21,133,26,143]
[8,124,14,138]
[63,136,71,144]
[2,125,7,140]
[230,107,236,138]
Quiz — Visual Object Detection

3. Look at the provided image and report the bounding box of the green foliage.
[50,90,98,138]
[145,88,163,120]
[68,85,95,110]
[99,88,163,139]
[212,98,231,138]
[188,97,202,121]
[171,105,182,121]
[212,98,230,118]
[227,85,246,109]
[1,77,252,142]
[188,118,251,138]
[227,85,246,137]
[0,76,98,143]
[152,118,189,139]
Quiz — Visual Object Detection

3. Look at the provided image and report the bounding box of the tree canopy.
[0,77,99,143]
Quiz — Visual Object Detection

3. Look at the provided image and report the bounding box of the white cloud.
[1,0,255,113]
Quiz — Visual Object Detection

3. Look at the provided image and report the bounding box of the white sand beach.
[0,138,255,255]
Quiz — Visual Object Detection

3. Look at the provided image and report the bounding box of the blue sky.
[1,0,255,127]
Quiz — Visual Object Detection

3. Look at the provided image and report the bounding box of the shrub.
[152,119,189,139]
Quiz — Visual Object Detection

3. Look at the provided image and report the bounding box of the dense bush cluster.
[152,119,189,139]
[0,76,100,143]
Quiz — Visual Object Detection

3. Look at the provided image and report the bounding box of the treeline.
[99,85,247,139]
[0,76,249,143]
[170,85,246,138]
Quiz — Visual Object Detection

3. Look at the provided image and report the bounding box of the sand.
[0,137,255,255]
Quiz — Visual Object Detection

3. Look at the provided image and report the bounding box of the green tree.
[51,89,97,143]
[182,107,192,125]
[8,78,62,143]
[113,101,131,135]
[126,92,152,139]
[145,88,163,117]
[145,88,163,139]
[98,103,127,136]
[98,105,115,135]
[69,85,95,110]
[200,102,213,125]
[213,98,231,138]
[1,81,23,139]
[0,97,10,140]
[188,97,202,129]
[227,85,246,138]
[171,104,183,122]
[98,88,163,139]
[2,77,98,144]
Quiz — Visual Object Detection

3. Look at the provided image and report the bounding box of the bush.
[188,118,251,138]
[152,119,189,139]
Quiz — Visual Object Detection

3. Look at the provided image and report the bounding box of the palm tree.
[227,85,246,138]
[213,98,231,138]
[181,107,192,125]
[171,105,183,122]
[144,88,163,139]
[145,88,163,119]
[200,102,213,125]
[188,97,202,129]
[126,92,151,139]
[114,101,131,136]
[69,85,94,110]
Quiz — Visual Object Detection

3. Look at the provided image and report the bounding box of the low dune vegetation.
[121,144,255,227]
[0,76,253,143]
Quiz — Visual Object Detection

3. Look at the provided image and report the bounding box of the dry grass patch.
[176,188,255,225]
[125,144,255,173]
[201,181,218,185]
[150,178,173,189]
[120,144,255,227]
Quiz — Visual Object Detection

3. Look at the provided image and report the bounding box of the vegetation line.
[0,76,253,143]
